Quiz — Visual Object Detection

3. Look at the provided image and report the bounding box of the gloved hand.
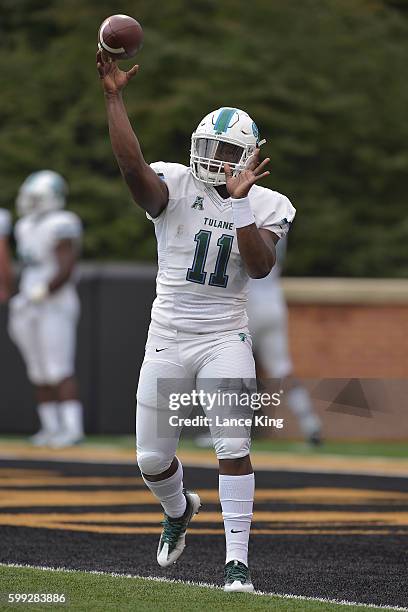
[25,283,49,304]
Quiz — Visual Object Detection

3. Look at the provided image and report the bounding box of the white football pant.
[136,326,256,475]
[8,289,80,386]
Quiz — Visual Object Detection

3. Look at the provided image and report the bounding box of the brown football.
[98,14,143,60]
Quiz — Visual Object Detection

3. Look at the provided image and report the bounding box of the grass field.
[185,438,408,459]
[0,565,400,612]
[2,435,406,459]
[90,436,408,458]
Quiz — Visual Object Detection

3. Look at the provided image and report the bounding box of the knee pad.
[136,450,173,476]
[213,436,250,460]
[43,366,74,387]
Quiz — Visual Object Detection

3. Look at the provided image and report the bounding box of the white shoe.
[224,560,254,592]
[302,414,322,441]
[157,489,201,568]
[49,431,84,449]
[29,430,55,447]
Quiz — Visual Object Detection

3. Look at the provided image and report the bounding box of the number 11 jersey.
[147,162,296,335]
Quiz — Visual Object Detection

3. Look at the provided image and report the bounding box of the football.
[98,14,143,60]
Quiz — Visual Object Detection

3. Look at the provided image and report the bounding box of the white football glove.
[26,283,49,304]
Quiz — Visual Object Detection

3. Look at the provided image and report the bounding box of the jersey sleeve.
[51,211,82,243]
[0,209,12,237]
[147,162,189,222]
[254,191,296,238]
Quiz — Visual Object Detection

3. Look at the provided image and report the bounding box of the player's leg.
[196,331,256,592]
[136,335,199,567]
[254,287,321,444]
[32,384,60,445]
[52,376,84,447]
[38,295,84,447]
[8,301,58,445]
[284,376,322,444]
[258,324,322,442]
[137,359,188,517]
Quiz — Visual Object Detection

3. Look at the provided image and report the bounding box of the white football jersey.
[15,210,82,296]
[147,162,296,334]
[0,208,12,237]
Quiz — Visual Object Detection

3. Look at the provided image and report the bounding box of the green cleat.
[224,560,254,593]
[157,489,201,568]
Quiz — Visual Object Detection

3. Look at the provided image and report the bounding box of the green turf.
[181,437,408,459]
[74,435,408,458]
[250,439,408,458]
[0,435,407,459]
[0,566,396,612]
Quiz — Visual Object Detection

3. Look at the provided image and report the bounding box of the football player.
[8,171,84,448]
[97,52,295,592]
[248,237,322,444]
[0,208,12,303]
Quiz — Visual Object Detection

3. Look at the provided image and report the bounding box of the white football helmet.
[190,107,263,186]
[16,170,68,217]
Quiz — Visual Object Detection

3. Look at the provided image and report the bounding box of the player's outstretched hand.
[96,49,139,96]
[224,149,270,199]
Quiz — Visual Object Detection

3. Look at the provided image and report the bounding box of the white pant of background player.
[8,286,83,446]
[248,276,321,441]
[9,287,79,385]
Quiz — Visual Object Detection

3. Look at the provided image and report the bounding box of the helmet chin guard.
[190,107,262,186]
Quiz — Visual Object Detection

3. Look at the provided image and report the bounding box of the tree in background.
[1,0,407,276]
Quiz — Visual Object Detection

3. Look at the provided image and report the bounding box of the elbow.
[248,267,271,279]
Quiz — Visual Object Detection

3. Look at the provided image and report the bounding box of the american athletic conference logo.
[191,196,204,210]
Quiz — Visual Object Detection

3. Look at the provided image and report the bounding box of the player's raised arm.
[97,51,168,218]
[224,151,277,279]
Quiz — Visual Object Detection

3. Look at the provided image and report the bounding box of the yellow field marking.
[0,477,144,488]
[248,454,408,477]
[0,490,156,507]
[0,442,407,476]
[1,487,407,508]
[0,469,57,477]
[0,512,406,535]
[0,523,405,535]
[0,511,407,525]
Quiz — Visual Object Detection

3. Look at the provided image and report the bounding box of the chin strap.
[244,139,267,170]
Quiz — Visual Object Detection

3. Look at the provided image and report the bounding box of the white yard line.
[0,562,406,611]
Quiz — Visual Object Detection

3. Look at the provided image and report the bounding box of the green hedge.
[1,0,407,276]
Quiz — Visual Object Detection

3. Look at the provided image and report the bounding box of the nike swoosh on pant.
[155,348,168,352]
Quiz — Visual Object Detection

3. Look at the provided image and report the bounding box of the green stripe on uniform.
[213,108,236,134]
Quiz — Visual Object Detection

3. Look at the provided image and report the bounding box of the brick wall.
[288,304,408,378]
[269,279,408,440]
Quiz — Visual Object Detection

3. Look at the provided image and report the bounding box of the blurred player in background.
[8,171,84,448]
[248,237,322,445]
[97,52,295,591]
[0,208,12,303]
